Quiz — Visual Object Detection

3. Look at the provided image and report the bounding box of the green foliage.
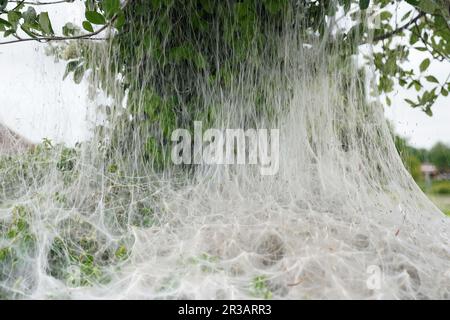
[1,0,450,165]
[187,253,220,273]
[114,245,128,261]
[406,154,422,181]
[102,0,121,19]
[134,203,155,228]
[82,21,94,32]
[395,135,426,161]
[1,0,448,112]
[429,142,450,171]
[420,58,430,72]
[0,0,7,12]
[0,247,12,262]
[85,11,105,25]
[47,219,131,287]
[90,0,290,164]
[349,0,450,115]
[250,275,273,299]
[0,205,37,287]
[430,180,450,194]
[0,0,124,41]
[57,147,77,172]
[62,22,78,36]
[64,1,450,164]
[360,0,370,10]
[0,145,52,201]
[39,12,53,35]
[394,136,450,182]
[394,137,450,216]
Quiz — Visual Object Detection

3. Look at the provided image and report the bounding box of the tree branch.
[8,1,70,5]
[0,22,111,45]
[373,11,426,42]
[0,0,130,45]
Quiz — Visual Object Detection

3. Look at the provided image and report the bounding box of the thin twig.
[11,0,26,11]
[413,21,449,62]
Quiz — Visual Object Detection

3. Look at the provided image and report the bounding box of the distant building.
[0,123,34,155]
[420,163,438,186]
[420,163,437,175]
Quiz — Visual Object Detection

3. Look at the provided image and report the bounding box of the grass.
[427,194,450,216]
[429,180,450,195]
[418,180,450,216]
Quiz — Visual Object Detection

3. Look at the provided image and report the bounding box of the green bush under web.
[0,0,449,299]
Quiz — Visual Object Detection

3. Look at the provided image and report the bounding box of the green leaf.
[405,98,417,107]
[441,88,448,97]
[405,0,420,5]
[169,44,195,62]
[414,80,422,91]
[114,10,125,29]
[115,245,128,260]
[0,17,11,27]
[410,31,419,45]
[63,60,80,80]
[82,21,94,33]
[0,0,7,11]
[23,7,37,24]
[85,11,106,25]
[385,96,391,106]
[73,65,85,84]
[263,0,285,15]
[416,0,439,14]
[62,22,77,36]
[21,25,37,38]
[343,0,351,12]
[103,0,121,19]
[401,10,412,22]
[419,58,430,72]
[39,12,54,35]
[359,0,370,10]
[434,15,448,30]
[425,75,439,84]
[3,29,14,37]
[379,11,392,21]
[7,11,21,26]
[199,0,213,13]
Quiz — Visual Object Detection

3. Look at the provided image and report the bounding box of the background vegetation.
[396,136,450,214]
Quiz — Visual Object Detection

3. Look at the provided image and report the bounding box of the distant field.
[428,194,450,216]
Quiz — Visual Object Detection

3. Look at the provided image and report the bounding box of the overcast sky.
[0,3,89,146]
[0,2,449,149]
[384,53,450,149]
[381,3,450,149]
